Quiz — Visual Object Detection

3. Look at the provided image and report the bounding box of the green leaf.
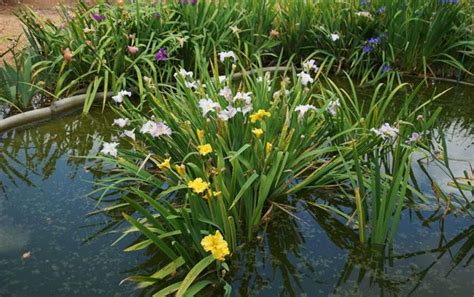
[228,144,251,161]
[153,281,182,297]
[229,173,259,209]
[122,213,178,260]
[151,256,186,279]
[176,255,215,297]
[183,280,213,296]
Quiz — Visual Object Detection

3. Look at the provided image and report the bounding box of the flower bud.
[127,46,139,55]
[270,29,280,39]
[63,48,73,62]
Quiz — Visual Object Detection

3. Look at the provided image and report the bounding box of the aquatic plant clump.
[0,0,471,295]
[93,58,443,294]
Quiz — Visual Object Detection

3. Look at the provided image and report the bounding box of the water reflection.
[228,201,473,297]
[0,112,114,191]
[0,111,145,296]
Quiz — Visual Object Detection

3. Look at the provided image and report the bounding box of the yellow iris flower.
[198,144,213,156]
[204,190,222,200]
[249,109,271,123]
[265,142,273,154]
[188,178,210,194]
[197,129,204,143]
[252,128,264,139]
[175,164,186,177]
[158,157,171,170]
[200,230,230,261]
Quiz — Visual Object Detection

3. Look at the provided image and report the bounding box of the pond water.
[0,111,145,296]
[0,81,472,296]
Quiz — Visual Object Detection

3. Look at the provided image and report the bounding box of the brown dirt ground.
[0,0,73,63]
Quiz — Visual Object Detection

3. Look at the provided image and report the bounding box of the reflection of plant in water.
[432,85,474,135]
[308,202,473,296]
[234,207,309,296]
[0,111,115,193]
[397,215,473,296]
[412,127,473,214]
[221,202,473,296]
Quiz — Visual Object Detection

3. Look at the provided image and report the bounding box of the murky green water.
[0,81,472,296]
[0,111,145,296]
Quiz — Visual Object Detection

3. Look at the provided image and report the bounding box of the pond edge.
[0,66,282,133]
[0,68,472,133]
[0,92,112,133]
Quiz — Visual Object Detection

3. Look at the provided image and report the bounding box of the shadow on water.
[0,80,472,296]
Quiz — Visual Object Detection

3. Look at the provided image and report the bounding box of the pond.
[0,80,472,296]
[0,111,145,296]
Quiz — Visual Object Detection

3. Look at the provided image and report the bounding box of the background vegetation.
[0,0,472,113]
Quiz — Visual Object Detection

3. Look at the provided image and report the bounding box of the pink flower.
[127,46,139,55]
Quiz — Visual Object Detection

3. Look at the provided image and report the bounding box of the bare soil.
[0,0,73,62]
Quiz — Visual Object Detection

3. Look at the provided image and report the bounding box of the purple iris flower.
[360,0,370,6]
[92,14,106,22]
[363,45,374,54]
[181,0,197,5]
[382,64,391,73]
[155,48,168,61]
[405,132,421,144]
[376,6,386,14]
[368,36,382,45]
[154,12,161,19]
[440,0,458,4]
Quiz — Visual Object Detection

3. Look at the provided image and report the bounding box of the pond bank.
[1,70,473,133]
[0,92,112,133]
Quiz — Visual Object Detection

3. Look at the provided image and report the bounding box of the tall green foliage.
[92,57,443,293]
[0,53,39,112]
[10,0,472,113]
